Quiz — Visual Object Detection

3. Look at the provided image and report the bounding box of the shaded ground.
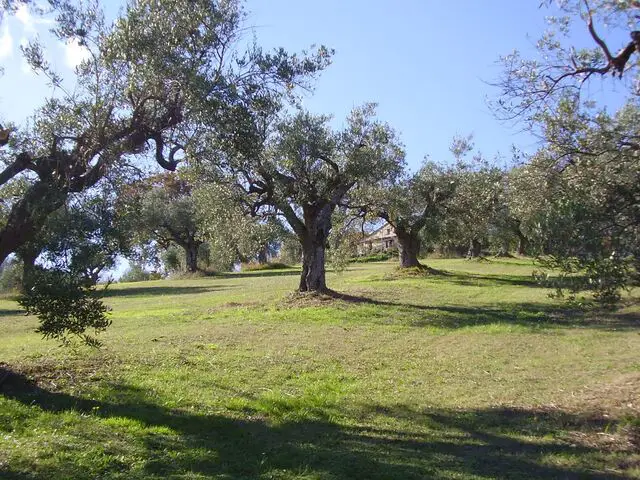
[1,366,638,480]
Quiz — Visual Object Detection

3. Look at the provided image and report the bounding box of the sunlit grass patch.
[1,259,638,479]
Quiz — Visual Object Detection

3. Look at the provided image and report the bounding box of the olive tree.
[374,161,456,268]
[0,0,330,267]
[193,182,287,268]
[218,104,405,292]
[439,137,503,258]
[19,189,130,287]
[0,0,330,342]
[493,0,640,124]
[493,0,640,301]
[119,173,205,273]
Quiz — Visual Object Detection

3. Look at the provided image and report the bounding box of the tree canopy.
[210,104,405,292]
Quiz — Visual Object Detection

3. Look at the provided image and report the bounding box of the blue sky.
[247,0,552,168]
[0,1,630,278]
[0,1,630,170]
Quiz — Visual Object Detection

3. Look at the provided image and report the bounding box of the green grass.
[1,258,639,479]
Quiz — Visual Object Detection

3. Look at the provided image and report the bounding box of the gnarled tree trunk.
[183,240,201,273]
[467,238,482,258]
[298,203,333,293]
[516,232,529,256]
[396,227,422,268]
[17,245,40,292]
[299,237,327,292]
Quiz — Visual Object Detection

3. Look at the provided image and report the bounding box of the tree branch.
[582,0,637,77]
[0,153,32,186]
[0,125,10,146]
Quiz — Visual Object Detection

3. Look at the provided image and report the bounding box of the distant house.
[358,222,397,254]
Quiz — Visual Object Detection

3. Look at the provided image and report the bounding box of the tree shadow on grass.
[1,367,635,479]
[436,271,543,288]
[325,290,640,331]
[0,308,24,317]
[101,284,234,298]
[382,267,548,288]
[218,269,301,279]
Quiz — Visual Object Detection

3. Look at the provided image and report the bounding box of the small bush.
[350,251,395,263]
[120,264,161,282]
[242,262,291,271]
[18,268,111,347]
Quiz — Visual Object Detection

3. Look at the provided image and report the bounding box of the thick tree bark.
[184,241,200,273]
[396,227,422,268]
[18,246,40,292]
[516,232,529,255]
[298,204,333,293]
[0,181,67,266]
[467,238,482,258]
[299,238,327,292]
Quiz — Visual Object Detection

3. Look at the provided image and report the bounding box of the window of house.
[386,229,390,234]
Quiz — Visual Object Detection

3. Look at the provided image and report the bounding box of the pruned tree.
[374,161,456,268]
[0,0,330,267]
[217,104,405,292]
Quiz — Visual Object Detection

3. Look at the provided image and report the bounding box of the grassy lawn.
[1,258,639,479]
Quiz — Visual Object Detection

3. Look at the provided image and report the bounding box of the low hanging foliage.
[18,268,111,347]
[533,254,634,306]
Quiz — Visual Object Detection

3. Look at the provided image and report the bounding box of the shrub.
[351,251,395,263]
[18,268,111,347]
[242,262,291,271]
[119,264,161,282]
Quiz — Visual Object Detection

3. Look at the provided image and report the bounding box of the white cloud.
[15,5,35,33]
[0,24,13,60]
[63,38,90,69]
[14,5,53,35]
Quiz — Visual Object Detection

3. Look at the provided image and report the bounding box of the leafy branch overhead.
[494,0,640,122]
[0,0,333,343]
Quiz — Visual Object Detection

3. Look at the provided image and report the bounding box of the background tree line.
[0,0,638,344]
